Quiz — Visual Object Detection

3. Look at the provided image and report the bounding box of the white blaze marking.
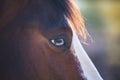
[71,31,103,80]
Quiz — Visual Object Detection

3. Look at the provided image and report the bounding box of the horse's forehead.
[34,1,65,26]
[0,0,72,38]
[23,1,71,35]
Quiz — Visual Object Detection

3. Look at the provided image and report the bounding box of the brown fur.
[0,0,87,80]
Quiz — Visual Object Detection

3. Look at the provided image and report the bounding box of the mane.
[66,1,90,43]
[0,0,89,43]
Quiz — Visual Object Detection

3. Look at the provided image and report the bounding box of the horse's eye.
[49,35,70,49]
[51,38,65,47]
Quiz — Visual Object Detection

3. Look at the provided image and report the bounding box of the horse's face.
[0,0,85,80]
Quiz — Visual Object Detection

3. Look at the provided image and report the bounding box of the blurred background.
[76,0,120,80]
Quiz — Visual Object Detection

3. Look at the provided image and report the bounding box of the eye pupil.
[51,38,64,46]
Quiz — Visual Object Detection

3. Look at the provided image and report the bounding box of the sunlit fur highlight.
[64,0,90,44]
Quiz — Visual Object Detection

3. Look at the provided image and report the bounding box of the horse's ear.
[66,0,90,44]
[0,0,28,31]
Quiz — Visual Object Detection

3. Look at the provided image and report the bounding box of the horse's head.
[0,0,102,80]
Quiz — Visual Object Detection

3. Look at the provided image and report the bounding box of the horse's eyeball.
[51,38,64,47]
[49,35,70,49]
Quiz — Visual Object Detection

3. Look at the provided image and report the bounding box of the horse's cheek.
[43,48,82,80]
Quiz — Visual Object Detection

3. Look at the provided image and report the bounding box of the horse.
[0,0,103,80]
